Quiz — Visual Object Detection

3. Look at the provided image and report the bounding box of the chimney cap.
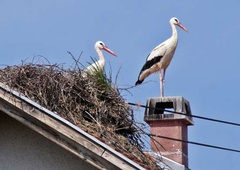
[144,96,194,125]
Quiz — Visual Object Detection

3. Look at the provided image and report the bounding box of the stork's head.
[170,17,188,33]
[94,41,117,57]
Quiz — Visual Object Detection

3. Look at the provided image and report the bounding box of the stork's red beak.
[177,23,189,33]
[103,46,117,57]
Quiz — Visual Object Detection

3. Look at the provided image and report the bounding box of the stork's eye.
[100,42,103,45]
[174,19,178,22]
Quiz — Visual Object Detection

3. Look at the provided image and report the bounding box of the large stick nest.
[0,58,162,169]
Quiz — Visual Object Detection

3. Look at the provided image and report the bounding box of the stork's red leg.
[159,69,164,97]
[162,68,166,84]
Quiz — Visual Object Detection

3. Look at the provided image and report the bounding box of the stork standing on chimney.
[83,41,117,77]
[135,17,188,97]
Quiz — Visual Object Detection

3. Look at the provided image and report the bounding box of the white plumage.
[135,17,188,96]
[83,41,117,77]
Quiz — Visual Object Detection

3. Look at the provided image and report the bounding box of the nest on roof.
[0,57,162,170]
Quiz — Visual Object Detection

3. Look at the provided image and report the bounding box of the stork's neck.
[170,22,178,40]
[95,48,105,61]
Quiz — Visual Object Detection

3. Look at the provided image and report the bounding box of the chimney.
[144,96,194,168]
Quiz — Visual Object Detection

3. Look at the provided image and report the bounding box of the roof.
[147,152,190,170]
[0,82,145,170]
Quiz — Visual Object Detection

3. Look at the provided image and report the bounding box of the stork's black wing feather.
[135,55,163,85]
[141,55,163,72]
[135,43,166,85]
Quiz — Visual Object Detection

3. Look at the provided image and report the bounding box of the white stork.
[83,41,117,76]
[135,17,188,97]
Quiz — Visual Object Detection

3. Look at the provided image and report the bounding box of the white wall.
[0,113,97,170]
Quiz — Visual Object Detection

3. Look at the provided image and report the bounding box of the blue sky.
[1,1,240,169]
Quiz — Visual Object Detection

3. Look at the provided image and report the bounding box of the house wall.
[0,113,97,170]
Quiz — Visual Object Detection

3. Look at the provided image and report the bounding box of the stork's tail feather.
[135,79,144,86]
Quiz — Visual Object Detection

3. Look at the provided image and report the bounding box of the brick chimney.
[144,96,193,168]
